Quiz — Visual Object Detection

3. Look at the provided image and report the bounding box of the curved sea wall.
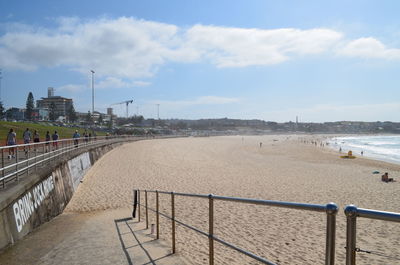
[0,142,121,251]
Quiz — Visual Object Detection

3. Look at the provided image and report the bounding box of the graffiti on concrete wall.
[67,152,91,190]
[12,175,55,233]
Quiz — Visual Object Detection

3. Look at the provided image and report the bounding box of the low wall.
[0,142,120,251]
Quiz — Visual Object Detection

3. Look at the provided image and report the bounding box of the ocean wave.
[329,135,400,164]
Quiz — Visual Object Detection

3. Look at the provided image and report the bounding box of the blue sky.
[1,0,400,121]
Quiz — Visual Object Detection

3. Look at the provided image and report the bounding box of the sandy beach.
[63,135,399,264]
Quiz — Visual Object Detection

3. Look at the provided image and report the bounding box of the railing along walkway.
[133,189,338,265]
[133,190,400,265]
[0,135,139,189]
[344,205,400,265]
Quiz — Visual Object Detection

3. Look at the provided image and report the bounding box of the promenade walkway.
[0,208,188,265]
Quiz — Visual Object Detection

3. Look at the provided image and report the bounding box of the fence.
[133,190,400,264]
[344,205,400,265]
[0,135,138,189]
[133,189,338,265]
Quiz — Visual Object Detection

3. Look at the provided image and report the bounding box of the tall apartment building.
[36,87,73,119]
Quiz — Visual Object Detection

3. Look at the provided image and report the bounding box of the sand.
[62,135,400,264]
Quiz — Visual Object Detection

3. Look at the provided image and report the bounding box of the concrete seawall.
[0,142,122,251]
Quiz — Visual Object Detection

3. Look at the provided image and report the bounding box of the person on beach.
[23,128,32,155]
[52,131,59,150]
[73,130,80,147]
[361,151,364,156]
[45,131,51,152]
[6,129,16,159]
[381,172,394,183]
[259,142,262,148]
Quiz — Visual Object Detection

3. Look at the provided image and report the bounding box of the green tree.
[49,102,57,121]
[26,92,35,120]
[0,101,4,119]
[67,104,77,123]
[131,115,144,125]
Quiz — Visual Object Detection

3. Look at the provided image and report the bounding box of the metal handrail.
[0,135,112,150]
[134,189,338,265]
[0,135,136,188]
[0,138,113,181]
[1,134,186,188]
[344,205,400,265]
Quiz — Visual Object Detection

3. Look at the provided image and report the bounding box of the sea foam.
[330,135,400,164]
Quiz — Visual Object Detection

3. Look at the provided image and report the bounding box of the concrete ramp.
[0,208,188,265]
[115,218,188,265]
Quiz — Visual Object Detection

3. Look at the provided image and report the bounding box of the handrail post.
[15,146,18,181]
[208,194,214,265]
[42,143,45,167]
[156,190,160,239]
[138,190,141,222]
[345,205,358,265]
[171,192,176,253]
[34,146,37,172]
[27,146,29,176]
[2,149,4,188]
[325,202,338,265]
[145,190,149,229]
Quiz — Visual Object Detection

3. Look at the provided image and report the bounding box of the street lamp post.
[0,69,2,102]
[90,70,95,121]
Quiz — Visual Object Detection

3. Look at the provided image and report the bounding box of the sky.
[0,0,400,122]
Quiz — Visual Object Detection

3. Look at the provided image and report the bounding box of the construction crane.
[111,100,133,118]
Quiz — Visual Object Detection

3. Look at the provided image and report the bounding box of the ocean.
[330,135,400,164]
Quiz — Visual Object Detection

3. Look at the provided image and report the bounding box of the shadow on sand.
[114,218,174,265]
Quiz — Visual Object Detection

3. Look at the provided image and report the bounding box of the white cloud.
[133,81,151,87]
[57,84,86,92]
[185,25,343,67]
[261,102,400,122]
[152,96,240,107]
[96,77,152,89]
[57,77,151,92]
[0,17,345,77]
[0,17,189,77]
[1,16,399,81]
[337,37,400,59]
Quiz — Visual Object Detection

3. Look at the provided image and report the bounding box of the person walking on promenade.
[6,129,16,159]
[45,131,51,152]
[23,128,32,155]
[83,129,89,144]
[73,130,80,147]
[33,130,40,151]
[52,131,59,150]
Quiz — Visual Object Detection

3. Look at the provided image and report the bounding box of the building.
[30,108,49,121]
[107,108,113,116]
[6,108,25,121]
[76,111,114,124]
[36,108,49,121]
[48,87,54,97]
[36,87,73,119]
